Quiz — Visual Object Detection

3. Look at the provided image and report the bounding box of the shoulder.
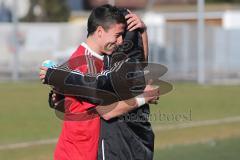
[70,45,86,59]
[68,44,88,70]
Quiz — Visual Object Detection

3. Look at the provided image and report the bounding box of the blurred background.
[0,0,240,160]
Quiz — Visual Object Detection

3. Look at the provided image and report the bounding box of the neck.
[85,37,102,55]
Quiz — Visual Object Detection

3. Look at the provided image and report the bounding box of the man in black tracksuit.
[45,6,154,160]
[97,9,154,159]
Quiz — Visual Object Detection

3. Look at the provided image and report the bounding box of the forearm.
[97,83,160,120]
[44,68,109,88]
[43,68,115,106]
[96,97,138,120]
[141,28,148,61]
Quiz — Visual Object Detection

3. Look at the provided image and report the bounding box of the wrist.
[139,23,147,34]
[135,94,146,107]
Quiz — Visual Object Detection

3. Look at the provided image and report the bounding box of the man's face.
[99,23,125,55]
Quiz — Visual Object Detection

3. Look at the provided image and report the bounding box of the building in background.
[67,0,84,10]
[83,0,197,9]
[63,0,198,10]
[0,2,12,22]
[0,0,29,18]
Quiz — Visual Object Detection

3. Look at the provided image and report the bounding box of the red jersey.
[54,42,104,160]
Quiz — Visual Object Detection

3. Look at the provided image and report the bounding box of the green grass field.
[0,82,240,160]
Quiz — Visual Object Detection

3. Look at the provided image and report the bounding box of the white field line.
[1,116,240,150]
[159,138,222,150]
[0,138,57,150]
[153,116,240,131]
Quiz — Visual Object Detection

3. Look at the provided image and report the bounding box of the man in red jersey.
[53,43,103,160]
[53,5,126,159]
[39,4,159,160]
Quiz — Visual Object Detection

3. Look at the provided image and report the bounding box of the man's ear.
[96,26,104,38]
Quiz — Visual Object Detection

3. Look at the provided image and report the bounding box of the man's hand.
[39,66,48,83]
[125,10,146,32]
[143,85,160,105]
[48,90,65,112]
[51,92,64,107]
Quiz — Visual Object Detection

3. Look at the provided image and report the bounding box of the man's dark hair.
[87,4,126,37]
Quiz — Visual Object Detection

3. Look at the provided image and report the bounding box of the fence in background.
[148,23,240,84]
[0,22,87,80]
[0,21,240,84]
